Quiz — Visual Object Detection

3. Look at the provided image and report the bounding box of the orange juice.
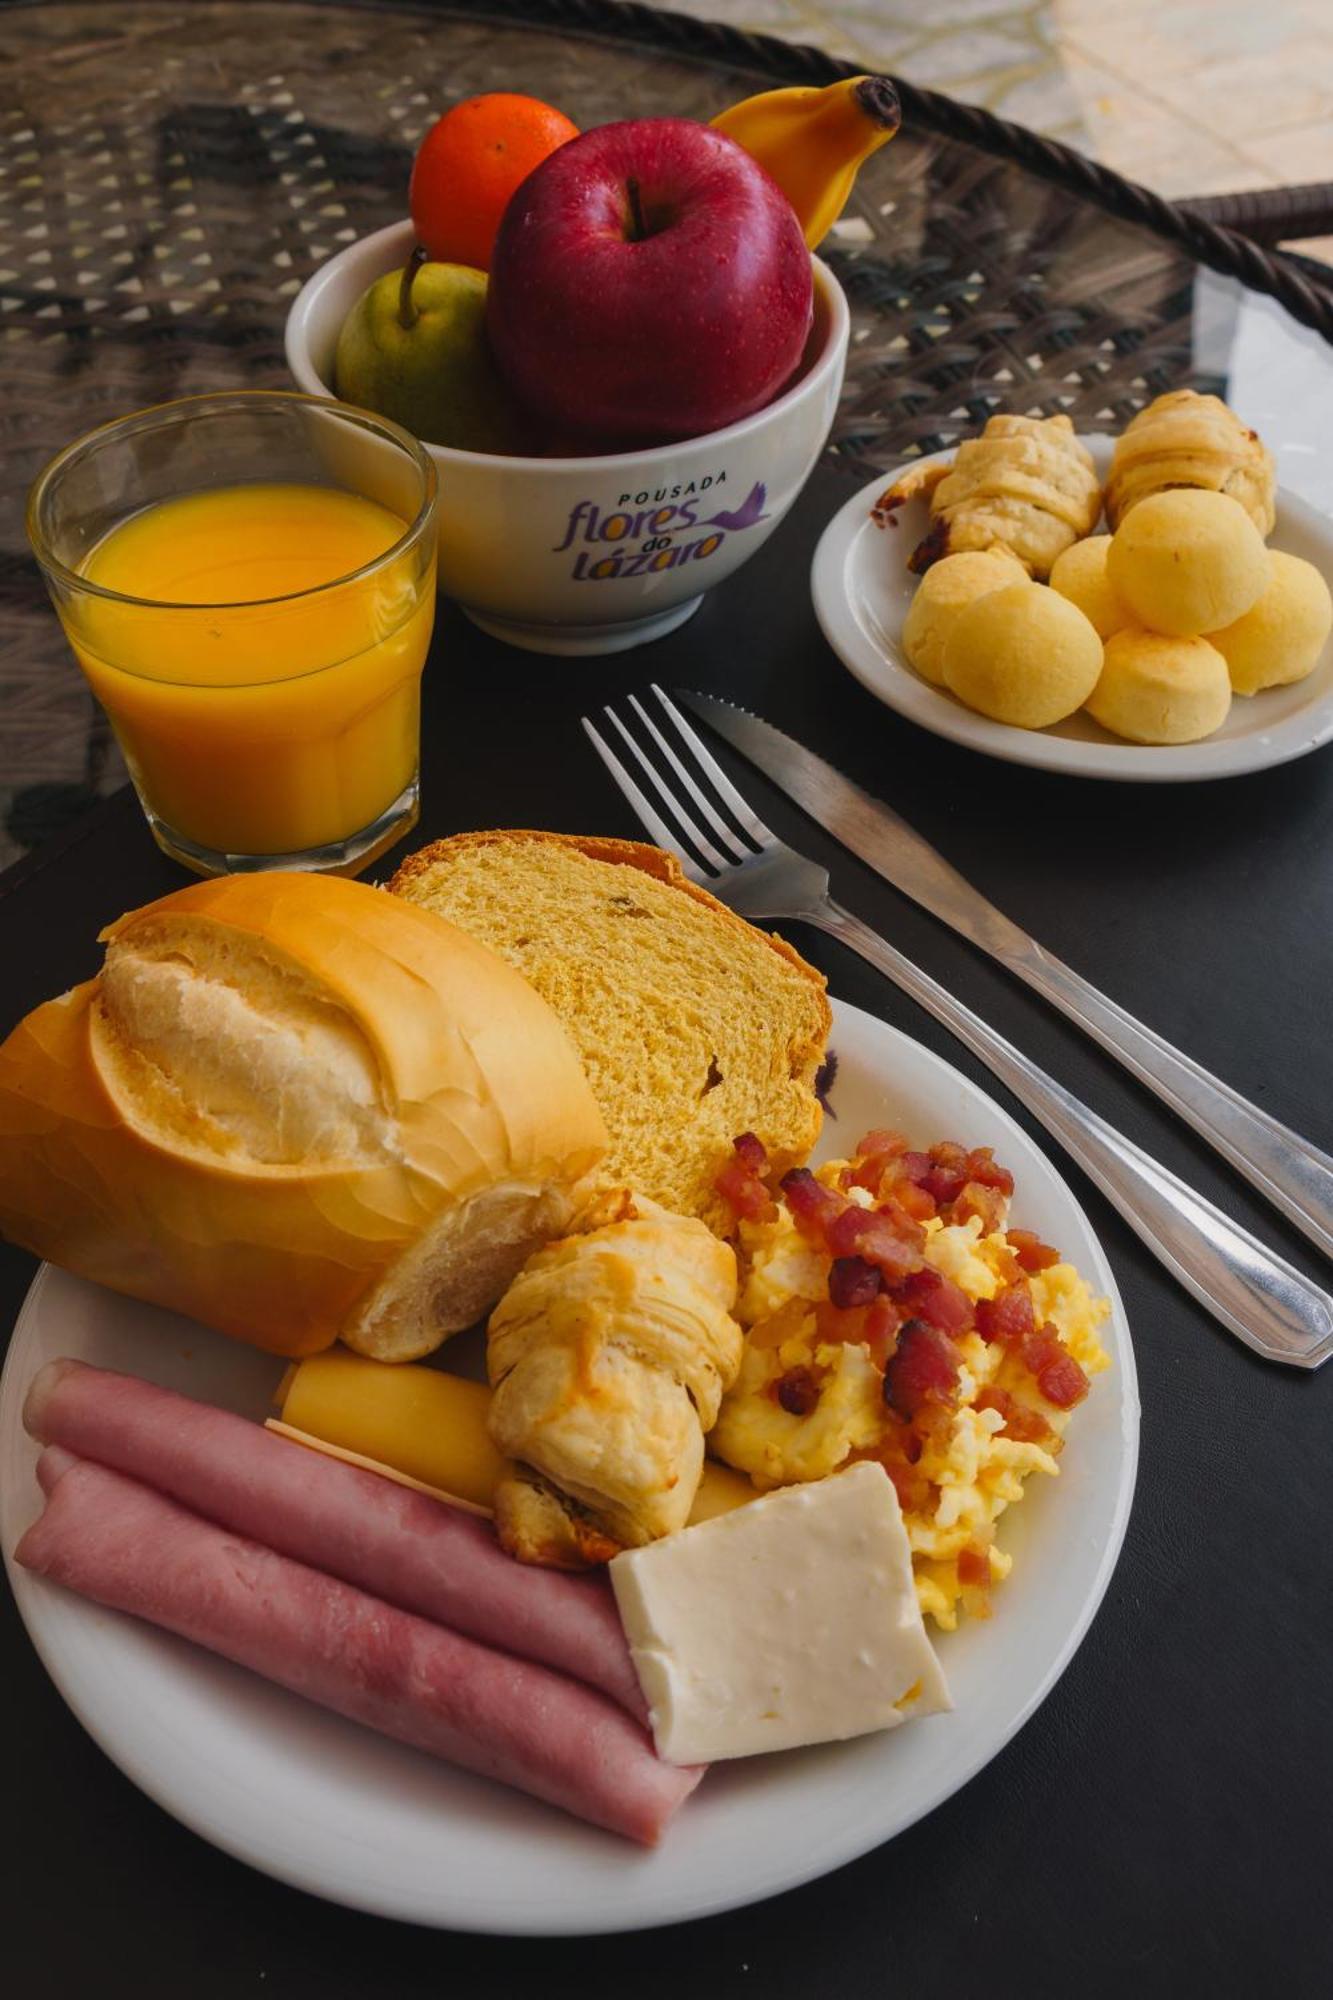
[70,483,435,857]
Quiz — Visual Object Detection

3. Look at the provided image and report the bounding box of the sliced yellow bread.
[388,831,831,1229]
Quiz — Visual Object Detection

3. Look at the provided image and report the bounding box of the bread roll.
[942,581,1104,727]
[1208,550,1333,695]
[0,874,607,1360]
[901,548,1028,685]
[1107,489,1269,637]
[1049,535,1126,641]
[1086,628,1231,744]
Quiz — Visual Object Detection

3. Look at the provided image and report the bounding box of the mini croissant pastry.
[486,1192,744,1568]
[1105,390,1275,535]
[876,413,1102,579]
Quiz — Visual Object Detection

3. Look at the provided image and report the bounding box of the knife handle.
[811,899,1333,1370]
[994,936,1333,1267]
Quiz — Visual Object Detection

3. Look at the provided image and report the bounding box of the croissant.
[1105,390,1275,535]
[876,413,1102,579]
[486,1191,744,1567]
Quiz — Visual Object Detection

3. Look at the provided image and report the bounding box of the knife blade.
[677,688,1333,1269]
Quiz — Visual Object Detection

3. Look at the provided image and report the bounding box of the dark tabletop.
[3,3,1332,1994]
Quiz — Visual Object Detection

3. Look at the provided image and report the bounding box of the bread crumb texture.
[390,832,830,1227]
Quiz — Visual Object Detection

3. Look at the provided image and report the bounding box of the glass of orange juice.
[27,391,438,876]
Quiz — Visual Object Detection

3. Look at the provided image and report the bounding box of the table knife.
[679,689,1333,1269]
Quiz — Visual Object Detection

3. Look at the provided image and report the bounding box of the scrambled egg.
[710,1175,1112,1629]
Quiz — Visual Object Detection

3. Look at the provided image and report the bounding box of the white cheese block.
[609,1460,951,1765]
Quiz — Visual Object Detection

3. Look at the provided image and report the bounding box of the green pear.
[334,249,522,453]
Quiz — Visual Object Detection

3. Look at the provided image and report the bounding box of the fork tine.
[626,693,752,862]
[650,685,777,849]
[580,718,712,884]
[600,705,734,874]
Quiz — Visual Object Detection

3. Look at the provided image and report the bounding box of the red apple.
[486,117,814,447]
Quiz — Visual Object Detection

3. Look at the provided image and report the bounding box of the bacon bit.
[891,1265,975,1336]
[855,1128,910,1164]
[780,1167,845,1240]
[921,1163,966,1205]
[892,1179,937,1222]
[963,1147,1015,1197]
[844,1129,910,1195]
[862,1294,899,1370]
[1007,1227,1061,1272]
[860,1423,933,1513]
[716,1156,775,1223]
[1016,1320,1089,1409]
[883,1318,961,1419]
[715,1133,776,1223]
[828,1255,882,1309]
[975,1282,1036,1346]
[957,1547,990,1588]
[949,1180,1008,1232]
[775,1366,821,1417]
[825,1201,924,1281]
[895,1149,934,1186]
[922,1141,969,1204]
[1037,1351,1088,1408]
[781,1168,926,1280]
[976,1385,1054,1445]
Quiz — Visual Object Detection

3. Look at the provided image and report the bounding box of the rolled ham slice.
[16,1451,700,1846]
[24,1358,645,1722]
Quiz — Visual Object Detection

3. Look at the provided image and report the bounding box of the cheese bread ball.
[1086,628,1231,743]
[1049,535,1126,641]
[1106,489,1268,636]
[941,581,1103,728]
[901,547,1027,686]
[1208,550,1333,695]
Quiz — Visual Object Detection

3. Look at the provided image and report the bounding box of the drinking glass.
[27,391,438,875]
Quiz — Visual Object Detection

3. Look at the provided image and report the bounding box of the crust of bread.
[0,873,608,1360]
[391,828,830,1018]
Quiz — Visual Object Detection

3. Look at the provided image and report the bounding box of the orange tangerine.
[409,93,579,272]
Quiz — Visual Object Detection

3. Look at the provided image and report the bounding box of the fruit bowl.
[284,219,850,656]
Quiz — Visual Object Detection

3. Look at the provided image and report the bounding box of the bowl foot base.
[461,595,704,656]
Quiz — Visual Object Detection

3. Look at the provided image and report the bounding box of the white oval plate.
[812,440,1333,780]
[0,996,1139,1934]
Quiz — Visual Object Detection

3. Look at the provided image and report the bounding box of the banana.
[711,75,901,248]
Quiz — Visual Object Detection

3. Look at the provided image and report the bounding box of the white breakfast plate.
[812,440,1333,780]
[0,996,1139,1934]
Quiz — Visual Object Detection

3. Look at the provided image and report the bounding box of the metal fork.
[583,685,1333,1370]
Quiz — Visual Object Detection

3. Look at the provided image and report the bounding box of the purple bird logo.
[701,482,768,532]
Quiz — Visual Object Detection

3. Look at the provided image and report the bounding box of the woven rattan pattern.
[0,0,1307,863]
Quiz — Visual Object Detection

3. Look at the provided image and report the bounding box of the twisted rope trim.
[372,0,1333,344]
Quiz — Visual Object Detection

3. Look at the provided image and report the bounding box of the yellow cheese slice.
[274,1344,759,1529]
[276,1347,508,1511]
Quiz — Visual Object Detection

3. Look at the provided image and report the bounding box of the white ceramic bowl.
[285,218,850,655]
